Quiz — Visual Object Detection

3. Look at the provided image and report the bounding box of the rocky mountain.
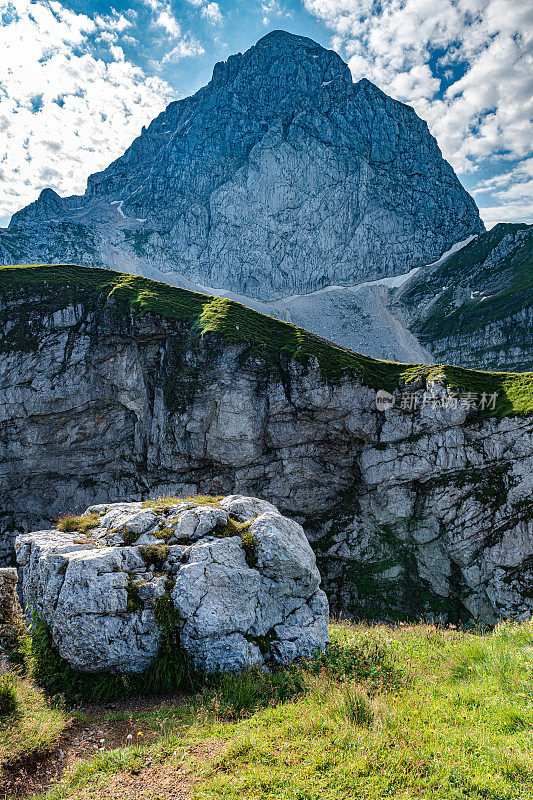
[1,31,482,323]
[395,223,533,371]
[1,264,532,622]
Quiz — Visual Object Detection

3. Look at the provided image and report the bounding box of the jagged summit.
[3,29,483,302]
[207,28,352,99]
[254,29,320,48]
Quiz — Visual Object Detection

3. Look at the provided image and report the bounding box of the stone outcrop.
[1,265,532,623]
[15,496,329,673]
[0,568,24,653]
[1,30,483,304]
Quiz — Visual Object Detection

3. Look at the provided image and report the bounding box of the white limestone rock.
[15,496,329,674]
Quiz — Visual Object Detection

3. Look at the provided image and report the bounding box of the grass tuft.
[56,512,100,533]
[203,666,307,719]
[0,674,19,717]
[140,544,170,569]
[338,684,374,726]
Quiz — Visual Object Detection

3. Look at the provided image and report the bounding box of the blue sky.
[1,0,532,228]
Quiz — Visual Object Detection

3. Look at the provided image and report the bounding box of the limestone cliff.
[1,264,532,623]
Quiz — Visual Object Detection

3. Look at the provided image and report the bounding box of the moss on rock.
[0,263,530,418]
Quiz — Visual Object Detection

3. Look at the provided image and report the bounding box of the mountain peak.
[209,28,351,94]
[4,29,483,305]
[253,29,327,52]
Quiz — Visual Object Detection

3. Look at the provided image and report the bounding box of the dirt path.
[68,739,224,800]
[1,694,210,800]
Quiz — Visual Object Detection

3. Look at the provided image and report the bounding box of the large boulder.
[15,495,329,674]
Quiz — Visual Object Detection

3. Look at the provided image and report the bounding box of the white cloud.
[261,1,289,25]
[186,0,224,24]
[141,0,182,37]
[201,2,223,24]
[473,159,533,226]
[478,204,533,228]
[304,0,533,223]
[0,0,175,217]
[161,36,205,63]
[155,8,181,36]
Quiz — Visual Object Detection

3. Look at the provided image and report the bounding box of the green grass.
[29,614,190,706]
[26,620,533,800]
[56,512,100,533]
[0,673,71,766]
[141,494,224,512]
[0,262,531,417]
[201,666,307,720]
[0,673,19,717]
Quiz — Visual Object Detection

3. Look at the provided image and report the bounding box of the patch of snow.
[110,200,126,219]
[425,235,477,269]
[279,266,423,304]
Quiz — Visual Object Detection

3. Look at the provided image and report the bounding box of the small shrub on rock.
[240,527,258,568]
[140,544,170,570]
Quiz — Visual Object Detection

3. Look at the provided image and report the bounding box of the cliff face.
[1,31,483,301]
[1,265,532,622]
[396,224,533,371]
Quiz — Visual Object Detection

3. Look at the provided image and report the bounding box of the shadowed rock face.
[1,271,532,624]
[16,496,329,674]
[2,30,483,299]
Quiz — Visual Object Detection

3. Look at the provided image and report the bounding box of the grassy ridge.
[403,223,533,338]
[0,262,532,417]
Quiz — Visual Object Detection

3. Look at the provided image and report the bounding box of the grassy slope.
[402,223,533,338]
[0,262,532,418]
[28,620,533,800]
[0,673,71,766]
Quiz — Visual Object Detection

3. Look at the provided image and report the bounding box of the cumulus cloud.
[141,0,183,37]
[261,1,287,25]
[201,2,223,24]
[473,159,533,226]
[0,0,176,217]
[161,36,206,62]
[304,0,533,224]
[186,0,223,24]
